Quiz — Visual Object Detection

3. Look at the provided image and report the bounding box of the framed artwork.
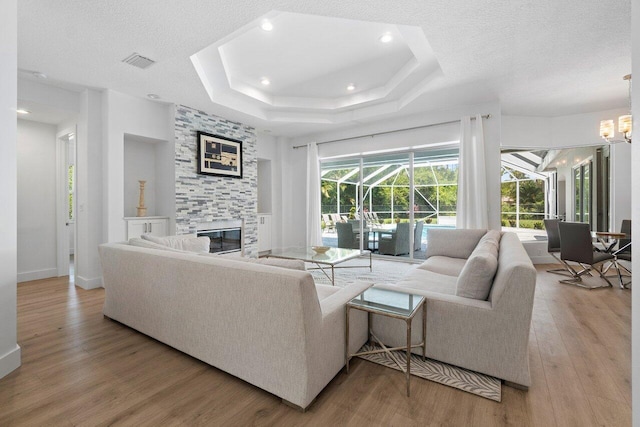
[196,131,243,178]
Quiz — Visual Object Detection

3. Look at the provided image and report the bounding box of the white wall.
[75,89,104,290]
[0,0,21,379]
[16,120,58,282]
[502,108,630,149]
[102,91,175,242]
[281,102,502,246]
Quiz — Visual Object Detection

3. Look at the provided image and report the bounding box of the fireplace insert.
[197,228,242,254]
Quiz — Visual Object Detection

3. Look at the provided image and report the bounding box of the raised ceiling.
[17,0,631,137]
[191,11,442,123]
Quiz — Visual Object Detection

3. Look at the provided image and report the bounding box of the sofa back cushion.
[142,234,211,253]
[199,253,305,271]
[455,233,500,300]
[425,228,487,259]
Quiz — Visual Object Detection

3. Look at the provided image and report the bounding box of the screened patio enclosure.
[320,148,460,225]
[320,147,460,261]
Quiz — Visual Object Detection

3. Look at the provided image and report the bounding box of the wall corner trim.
[0,345,21,380]
[75,275,103,290]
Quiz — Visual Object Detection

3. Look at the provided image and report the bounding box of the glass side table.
[345,287,426,397]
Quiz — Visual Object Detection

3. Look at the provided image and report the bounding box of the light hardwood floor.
[0,265,631,426]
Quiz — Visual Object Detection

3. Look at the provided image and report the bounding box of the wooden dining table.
[593,231,628,253]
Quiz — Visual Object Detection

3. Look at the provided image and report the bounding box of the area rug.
[308,257,414,287]
[357,343,502,402]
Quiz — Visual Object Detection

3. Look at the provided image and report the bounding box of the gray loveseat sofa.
[372,229,537,388]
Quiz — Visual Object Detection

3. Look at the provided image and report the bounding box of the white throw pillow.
[455,252,498,300]
[455,237,500,300]
[142,234,211,253]
[128,237,185,253]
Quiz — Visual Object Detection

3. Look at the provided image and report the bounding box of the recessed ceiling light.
[147,94,160,99]
[261,20,273,31]
[16,109,30,115]
[32,72,47,79]
[261,78,271,86]
[379,33,393,43]
[347,84,356,91]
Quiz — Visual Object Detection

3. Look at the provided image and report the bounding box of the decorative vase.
[136,180,147,217]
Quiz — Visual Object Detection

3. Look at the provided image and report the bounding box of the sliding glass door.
[320,146,458,261]
[574,161,592,226]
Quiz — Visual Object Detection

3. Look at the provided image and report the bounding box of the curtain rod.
[292,114,491,149]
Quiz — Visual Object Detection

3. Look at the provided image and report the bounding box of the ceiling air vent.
[122,53,155,69]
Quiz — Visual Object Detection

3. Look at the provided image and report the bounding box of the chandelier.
[600,74,632,144]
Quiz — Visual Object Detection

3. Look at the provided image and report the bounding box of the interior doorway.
[56,129,77,282]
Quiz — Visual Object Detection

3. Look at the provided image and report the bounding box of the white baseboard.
[76,275,103,290]
[0,345,21,380]
[17,268,57,283]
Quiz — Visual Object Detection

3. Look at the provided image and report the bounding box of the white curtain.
[306,142,323,246]
[456,115,489,229]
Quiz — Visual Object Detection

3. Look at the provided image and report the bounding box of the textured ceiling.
[17,0,631,136]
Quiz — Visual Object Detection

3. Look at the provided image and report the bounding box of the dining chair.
[614,219,631,288]
[558,222,620,289]
[543,219,572,276]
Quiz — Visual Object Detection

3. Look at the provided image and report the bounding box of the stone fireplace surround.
[174,105,258,258]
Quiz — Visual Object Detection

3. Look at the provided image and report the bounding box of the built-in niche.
[258,158,272,214]
[123,133,174,218]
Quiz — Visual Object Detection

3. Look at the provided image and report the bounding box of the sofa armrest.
[372,283,492,311]
[314,281,372,363]
[319,281,373,317]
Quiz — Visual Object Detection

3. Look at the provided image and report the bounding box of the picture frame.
[196,131,243,179]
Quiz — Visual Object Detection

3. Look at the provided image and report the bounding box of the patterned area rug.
[308,257,414,287]
[358,343,502,401]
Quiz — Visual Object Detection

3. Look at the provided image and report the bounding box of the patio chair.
[558,222,620,289]
[322,214,335,233]
[543,219,572,276]
[414,220,424,251]
[378,222,411,256]
[336,222,368,249]
[330,214,343,225]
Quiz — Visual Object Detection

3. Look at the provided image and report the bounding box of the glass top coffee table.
[267,247,371,286]
[346,287,426,397]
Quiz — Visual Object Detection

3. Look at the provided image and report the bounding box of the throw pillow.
[455,234,500,300]
[128,237,185,253]
[455,251,498,300]
[477,229,501,253]
[142,234,211,253]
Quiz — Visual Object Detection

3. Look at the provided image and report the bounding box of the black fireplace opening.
[197,228,242,254]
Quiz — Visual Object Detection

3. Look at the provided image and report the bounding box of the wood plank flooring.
[0,265,631,426]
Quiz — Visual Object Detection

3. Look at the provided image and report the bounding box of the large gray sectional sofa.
[372,229,537,388]
[99,228,536,411]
